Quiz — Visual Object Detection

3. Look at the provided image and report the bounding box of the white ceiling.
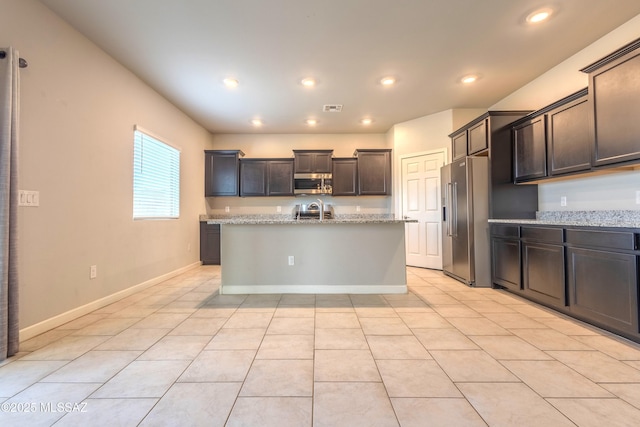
[39,0,640,134]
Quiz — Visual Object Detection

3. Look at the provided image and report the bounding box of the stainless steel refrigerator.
[441,156,490,287]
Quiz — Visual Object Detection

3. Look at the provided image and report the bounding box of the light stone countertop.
[488,210,640,229]
[199,214,416,225]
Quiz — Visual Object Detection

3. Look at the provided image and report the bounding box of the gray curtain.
[0,47,20,360]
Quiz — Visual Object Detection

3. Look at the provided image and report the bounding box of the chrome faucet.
[316,198,324,222]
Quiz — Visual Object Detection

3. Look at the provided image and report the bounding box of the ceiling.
[39,0,640,134]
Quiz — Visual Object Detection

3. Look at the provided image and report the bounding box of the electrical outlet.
[90,265,97,279]
[187,243,191,252]
[356,206,361,212]
[225,206,230,213]
[288,255,295,266]
[560,196,567,207]
[636,190,640,205]
[276,206,282,213]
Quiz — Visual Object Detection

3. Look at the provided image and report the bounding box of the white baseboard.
[19,261,202,342]
[220,284,408,295]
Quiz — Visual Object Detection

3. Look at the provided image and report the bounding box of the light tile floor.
[2,266,640,426]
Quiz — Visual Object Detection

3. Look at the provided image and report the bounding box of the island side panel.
[220,223,407,294]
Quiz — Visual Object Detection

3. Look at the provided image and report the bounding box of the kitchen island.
[202,214,413,294]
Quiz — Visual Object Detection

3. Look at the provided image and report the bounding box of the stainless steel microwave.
[293,173,332,195]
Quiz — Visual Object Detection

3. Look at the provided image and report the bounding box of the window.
[133,126,180,219]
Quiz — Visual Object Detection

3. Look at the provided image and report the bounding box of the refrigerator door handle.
[446,183,453,236]
[452,182,458,237]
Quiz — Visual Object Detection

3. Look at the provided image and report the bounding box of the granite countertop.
[199,214,416,225]
[488,210,640,229]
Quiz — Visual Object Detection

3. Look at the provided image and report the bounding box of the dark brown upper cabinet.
[451,131,468,160]
[332,158,358,196]
[449,111,536,219]
[204,150,244,197]
[268,159,295,196]
[513,116,547,182]
[581,37,640,167]
[547,91,592,176]
[239,159,268,196]
[293,150,333,173]
[354,149,392,195]
[512,89,591,183]
[239,158,294,197]
[452,118,489,160]
[467,120,488,155]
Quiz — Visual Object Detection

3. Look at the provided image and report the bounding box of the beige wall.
[390,110,452,159]
[1,0,211,332]
[210,133,389,158]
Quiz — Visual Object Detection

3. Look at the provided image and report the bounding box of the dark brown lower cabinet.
[567,247,638,336]
[200,222,220,265]
[490,225,521,292]
[521,227,566,307]
[492,223,640,342]
[491,238,521,291]
[522,242,565,307]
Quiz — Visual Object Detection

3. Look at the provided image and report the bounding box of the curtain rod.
[0,50,28,68]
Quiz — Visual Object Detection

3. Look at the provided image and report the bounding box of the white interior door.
[402,151,446,269]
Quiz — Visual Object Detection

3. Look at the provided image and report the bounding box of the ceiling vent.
[323,104,343,112]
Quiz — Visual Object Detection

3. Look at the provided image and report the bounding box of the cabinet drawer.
[521,227,564,243]
[566,229,637,251]
[491,224,520,238]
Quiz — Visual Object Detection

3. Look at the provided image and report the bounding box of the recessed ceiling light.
[250,119,263,127]
[461,75,478,84]
[380,76,396,86]
[305,118,318,126]
[223,78,239,88]
[526,8,553,24]
[361,118,373,125]
[301,78,316,87]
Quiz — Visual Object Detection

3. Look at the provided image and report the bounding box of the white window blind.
[133,127,180,219]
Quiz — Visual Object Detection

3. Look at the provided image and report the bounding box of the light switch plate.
[18,190,40,207]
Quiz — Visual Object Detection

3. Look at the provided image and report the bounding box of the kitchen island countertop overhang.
[201,214,416,294]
